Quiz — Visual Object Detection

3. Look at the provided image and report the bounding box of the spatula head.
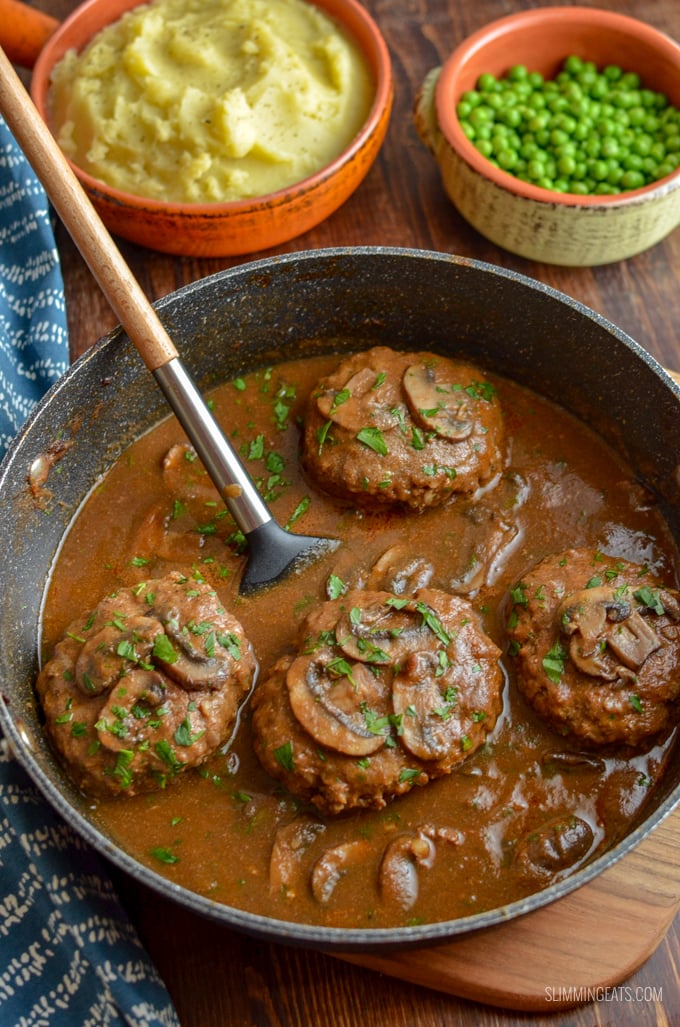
[239,519,339,594]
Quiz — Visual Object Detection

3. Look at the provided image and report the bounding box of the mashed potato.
[49,0,374,203]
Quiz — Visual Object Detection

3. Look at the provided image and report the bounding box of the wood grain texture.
[24,1,680,1024]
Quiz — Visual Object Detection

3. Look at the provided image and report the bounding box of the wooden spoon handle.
[667,368,680,389]
[0,43,177,371]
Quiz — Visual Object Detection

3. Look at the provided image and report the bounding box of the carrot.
[0,0,60,70]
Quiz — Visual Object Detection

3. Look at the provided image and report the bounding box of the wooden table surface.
[22,1,680,1024]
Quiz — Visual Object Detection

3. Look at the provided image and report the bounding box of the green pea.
[557,154,576,176]
[527,159,546,180]
[528,112,550,132]
[520,139,540,159]
[469,105,494,126]
[620,169,645,189]
[477,73,497,91]
[563,55,583,75]
[589,77,609,100]
[550,128,570,147]
[508,64,528,82]
[633,134,653,157]
[589,159,609,181]
[500,107,523,128]
[536,176,555,190]
[623,152,644,171]
[606,164,624,186]
[497,148,519,170]
[600,137,620,158]
[461,89,482,108]
[527,92,547,111]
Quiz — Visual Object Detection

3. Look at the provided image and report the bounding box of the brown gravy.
[40,353,679,929]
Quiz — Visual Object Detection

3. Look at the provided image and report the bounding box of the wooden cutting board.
[338,806,680,1012]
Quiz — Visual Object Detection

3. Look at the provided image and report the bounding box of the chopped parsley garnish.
[150,847,180,865]
[542,641,569,683]
[327,574,346,600]
[274,741,294,772]
[174,717,205,747]
[415,602,451,645]
[331,388,351,411]
[633,586,665,615]
[286,496,311,528]
[316,420,333,454]
[356,426,388,455]
[153,634,179,664]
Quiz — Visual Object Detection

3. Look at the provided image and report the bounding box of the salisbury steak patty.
[251,587,504,814]
[36,571,256,796]
[506,548,680,747]
[301,346,504,510]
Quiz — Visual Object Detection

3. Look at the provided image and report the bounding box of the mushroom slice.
[156,611,240,690]
[659,589,680,621]
[378,830,436,910]
[286,652,388,756]
[310,840,371,904]
[606,611,662,670]
[335,597,426,665]
[270,817,326,898]
[97,668,168,753]
[367,545,434,596]
[392,651,459,760]
[541,750,606,774]
[162,442,215,502]
[75,616,162,696]
[316,366,395,430]
[514,813,595,882]
[403,364,474,441]
[558,585,661,679]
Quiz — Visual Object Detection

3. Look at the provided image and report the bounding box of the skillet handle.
[0,0,59,69]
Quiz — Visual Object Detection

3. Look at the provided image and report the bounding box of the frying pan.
[1,247,679,950]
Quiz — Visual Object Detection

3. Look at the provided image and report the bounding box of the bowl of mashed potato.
[29,0,392,256]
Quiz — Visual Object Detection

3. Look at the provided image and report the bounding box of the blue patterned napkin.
[0,116,180,1027]
[0,115,69,455]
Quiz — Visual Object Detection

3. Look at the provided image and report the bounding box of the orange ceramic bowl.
[415,6,680,265]
[29,0,393,257]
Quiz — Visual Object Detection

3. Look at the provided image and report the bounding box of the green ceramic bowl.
[415,6,680,266]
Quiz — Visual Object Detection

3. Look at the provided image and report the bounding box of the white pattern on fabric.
[0,115,69,457]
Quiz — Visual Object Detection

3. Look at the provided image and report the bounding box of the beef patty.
[506,548,680,747]
[36,571,256,796]
[251,587,504,814]
[301,346,504,510]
